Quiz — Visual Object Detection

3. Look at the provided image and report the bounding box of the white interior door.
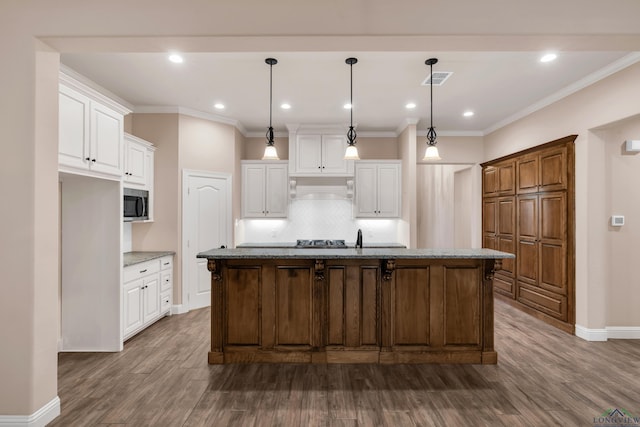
[183,171,231,311]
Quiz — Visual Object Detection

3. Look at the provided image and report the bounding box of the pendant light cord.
[265,58,277,145]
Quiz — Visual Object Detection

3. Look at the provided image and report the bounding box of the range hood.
[289,176,353,200]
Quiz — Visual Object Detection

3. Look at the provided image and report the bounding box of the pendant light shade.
[344,57,360,160]
[262,58,279,160]
[422,57,441,161]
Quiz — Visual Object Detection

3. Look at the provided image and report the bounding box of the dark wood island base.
[198,249,512,365]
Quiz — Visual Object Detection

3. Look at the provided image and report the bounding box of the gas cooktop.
[295,239,347,248]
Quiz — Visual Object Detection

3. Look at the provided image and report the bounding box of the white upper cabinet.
[124,133,155,189]
[354,161,401,218]
[288,126,354,176]
[242,161,288,218]
[58,70,131,179]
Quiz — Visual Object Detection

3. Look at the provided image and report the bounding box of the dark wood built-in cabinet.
[482,135,576,333]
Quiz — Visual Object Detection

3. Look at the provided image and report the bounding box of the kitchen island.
[196,248,514,365]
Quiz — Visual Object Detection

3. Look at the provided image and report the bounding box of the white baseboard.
[606,326,640,339]
[0,396,60,427]
[575,325,608,341]
[171,304,189,315]
[576,324,640,341]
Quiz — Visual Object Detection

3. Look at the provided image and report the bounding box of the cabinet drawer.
[160,256,173,270]
[124,259,160,283]
[161,271,172,292]
[160,290,171,313]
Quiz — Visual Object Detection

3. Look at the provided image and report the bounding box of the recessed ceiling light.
[281,103,291,110]
[168,53,184,64]
[214,103,225,110]
[344,103,352,109]
[405,103,416,109]
[463,111,474,117]
[540,53,557,63]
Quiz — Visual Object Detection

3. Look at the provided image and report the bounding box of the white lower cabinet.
[123,255,173,340]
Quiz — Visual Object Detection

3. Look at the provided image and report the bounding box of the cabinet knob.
[91,159,96,162]
[85,157,90,161]
[318,166,321,169]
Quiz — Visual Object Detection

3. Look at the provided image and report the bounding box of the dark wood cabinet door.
[497,197,515,236]
[517,155,539,194]
[517,195,538,240]
[538,192,567,295]
[483,166,498,196]
[498,160,515,195]
[483,199,497,234]
[539,146,567,192]
[393,266,431,346]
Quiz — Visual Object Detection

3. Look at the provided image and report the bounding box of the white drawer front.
[160,256,173,270]
[160,271,172,292]
[160,290,171,313]
[124,259,160,283]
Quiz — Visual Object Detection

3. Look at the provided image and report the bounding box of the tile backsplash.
[236,199,406,245]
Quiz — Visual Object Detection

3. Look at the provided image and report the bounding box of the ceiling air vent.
[422,71,453,86]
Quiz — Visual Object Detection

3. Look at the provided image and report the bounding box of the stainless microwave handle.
[136,197,144,218]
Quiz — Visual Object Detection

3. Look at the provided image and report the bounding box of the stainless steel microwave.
[123,188,149,222]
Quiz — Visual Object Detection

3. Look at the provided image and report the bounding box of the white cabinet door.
[143,275,160,323]
[377,164,400,217]
[242,164,267,217]
[354,162,401,218]
[91,103,123,176]
[354,163,378,217]
[123,279,143,337]
[59,85,91,170]
[265,164,288,217]
[295,135,322,173]
[242,162,288,218]
[124,138,147,186]
[322,135,349,174]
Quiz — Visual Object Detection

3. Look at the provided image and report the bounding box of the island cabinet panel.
[225,267,261,345]
[393,267,431,346]
[482,134,575,334]
[443,266,481,347]
[275,266,313,346]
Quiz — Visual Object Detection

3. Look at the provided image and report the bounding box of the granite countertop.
[197,247,514,260]
[124,251,175,267]
[237,242,407,248]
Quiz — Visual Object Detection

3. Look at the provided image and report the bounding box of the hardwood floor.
[50,300,640,426]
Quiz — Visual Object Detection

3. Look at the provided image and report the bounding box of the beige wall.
[483,62,640,330]
[398,125,417,247]
[131,114,241,305]
[600,118,640,326]
[131,114,181,299]
[244,136,289,160]
[416,136,484,164]
[242,136,398,160]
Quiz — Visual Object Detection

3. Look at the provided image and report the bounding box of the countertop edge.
[124,251,176,267]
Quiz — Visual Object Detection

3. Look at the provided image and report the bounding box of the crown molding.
[60,65,133,115]
[483,51,640,135]
[133,105,248,135]
[395,118,420,135]
[417,130,484,137]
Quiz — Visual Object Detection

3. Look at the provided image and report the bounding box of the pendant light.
[262,58,279,160]
[344,57,360,160]
[423,57,442,161]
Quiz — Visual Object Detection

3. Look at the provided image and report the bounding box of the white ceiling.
[61,50,633,136]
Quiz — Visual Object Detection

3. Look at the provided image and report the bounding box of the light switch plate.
[611,215,625,226]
